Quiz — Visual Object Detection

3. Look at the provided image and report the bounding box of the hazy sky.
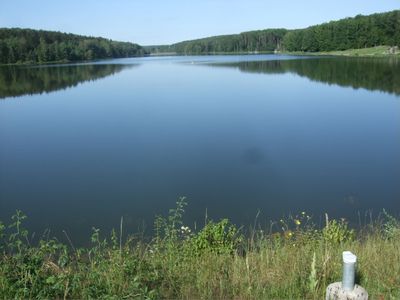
[1,0,399,45]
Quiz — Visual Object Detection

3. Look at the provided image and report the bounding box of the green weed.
[0,203,399,299]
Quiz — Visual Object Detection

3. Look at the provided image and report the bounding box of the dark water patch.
[242,147,265,165]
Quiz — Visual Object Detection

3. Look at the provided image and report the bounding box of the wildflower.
[294,219,301,226]
[301,211,306,215]
[285,230,293,238]
[181,226,191,233]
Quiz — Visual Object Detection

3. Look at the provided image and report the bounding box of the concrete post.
[342,251,356,291]
[325,251,368,300]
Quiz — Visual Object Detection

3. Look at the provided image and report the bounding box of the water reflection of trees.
[212,57,400,95]
[0,64,134,99]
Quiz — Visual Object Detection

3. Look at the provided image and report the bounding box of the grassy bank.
[1,199,399,299]
[283,46,400,58]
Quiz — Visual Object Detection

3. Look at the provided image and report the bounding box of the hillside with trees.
[1,10,399,62]
[154,10,399,55]
[283,10,400,52]
[0,28,147,65]
[171,29,287,54]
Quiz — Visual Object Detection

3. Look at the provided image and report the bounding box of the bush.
[323,219,355,244]
[189,219,242,255]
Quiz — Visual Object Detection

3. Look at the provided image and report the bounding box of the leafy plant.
[382,209,400,240]
[322,219,355,244]
[154,196,187,243]
[0,220,5,251]
[8,210,29,253]
[190,219,242,255]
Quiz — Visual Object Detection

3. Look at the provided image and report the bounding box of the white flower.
[181,226,191,233]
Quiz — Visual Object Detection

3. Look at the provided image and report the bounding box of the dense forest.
[283,10,400,51]
[171,29,287,54]
[0,64,134,98]
[1,10,399,62]
[210,57,400,95]
[152,10,400,55]
[0,28,147,65]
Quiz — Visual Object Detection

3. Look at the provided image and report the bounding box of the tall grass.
[0,200,399,299]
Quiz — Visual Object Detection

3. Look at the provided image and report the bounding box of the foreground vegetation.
[1,199,399,299]
[0,28,146,65]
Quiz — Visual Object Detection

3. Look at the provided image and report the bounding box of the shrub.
[189,219,242,255]
[323,219,355,244]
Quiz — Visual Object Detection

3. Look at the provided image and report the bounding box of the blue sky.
[1,0,399,45]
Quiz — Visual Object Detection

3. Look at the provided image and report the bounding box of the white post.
[325,251,368,300]
[342,251,356,291]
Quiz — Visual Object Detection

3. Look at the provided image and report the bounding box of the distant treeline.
[151,10,400,55]
[170,29,287,54]
[0,28,147,65]
[2,10,399,62]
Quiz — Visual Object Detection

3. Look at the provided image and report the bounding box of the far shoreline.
[138,46,400,58]
[1,46,399,67]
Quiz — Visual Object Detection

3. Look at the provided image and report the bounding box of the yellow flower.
[294,219,301,226]
[285,230,293,238]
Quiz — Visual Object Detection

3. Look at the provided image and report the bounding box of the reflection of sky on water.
[0,55,399,244]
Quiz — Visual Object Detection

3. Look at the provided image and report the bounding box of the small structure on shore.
[389,46,399,54]
[325,251,368,300]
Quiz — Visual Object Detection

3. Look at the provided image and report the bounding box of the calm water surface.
[1,55,399,243]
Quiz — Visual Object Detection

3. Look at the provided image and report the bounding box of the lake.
[1,55,399,244]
